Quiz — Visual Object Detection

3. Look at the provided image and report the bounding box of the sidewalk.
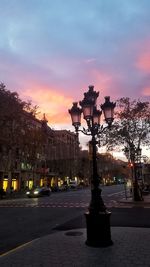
[0,194,150,266]
[0,190,26,200]
[119,193,150,206]
[0,227,150,267]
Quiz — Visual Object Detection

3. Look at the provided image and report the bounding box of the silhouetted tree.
[0,83,42,189]
[107,97,150,151]
[105,97,150,201]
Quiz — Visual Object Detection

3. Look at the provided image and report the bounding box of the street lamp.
[129,144,143,201]
[136,147,142,163]
[68,85,116,247]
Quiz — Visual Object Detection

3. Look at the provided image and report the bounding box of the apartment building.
[0,113,80,192]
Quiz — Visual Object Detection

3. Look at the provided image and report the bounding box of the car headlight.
[26,191,30,195]
[34,191,39,195]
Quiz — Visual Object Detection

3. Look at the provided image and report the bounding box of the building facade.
[0,113,80,192]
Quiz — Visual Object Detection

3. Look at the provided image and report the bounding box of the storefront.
[2,173,19,191]
[3,176,8,191]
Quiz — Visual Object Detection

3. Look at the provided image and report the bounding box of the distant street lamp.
[69,85,116,247]
[136,147,142,163]
[125,144,143,201]
[132,146,143,201]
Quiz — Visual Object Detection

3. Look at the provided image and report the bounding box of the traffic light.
[128,162,134,168]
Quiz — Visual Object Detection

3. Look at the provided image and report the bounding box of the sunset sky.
[0,0,150,157]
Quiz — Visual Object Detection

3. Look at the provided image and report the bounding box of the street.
[0,184,150,255]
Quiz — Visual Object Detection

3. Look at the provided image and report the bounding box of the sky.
[0,0,150,158]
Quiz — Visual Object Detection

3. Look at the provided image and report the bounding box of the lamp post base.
[85,211,113,247]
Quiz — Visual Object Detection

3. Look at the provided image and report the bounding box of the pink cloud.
[132,39,150,97]
[86,67,121,101]
[90,68,112,91]
[20,83,73,125]
[81,66,112,95]
[136,53,150,72]
[142,87,150,96]
[135,40,150,72]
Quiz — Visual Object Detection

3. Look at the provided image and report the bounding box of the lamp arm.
[97,125,108,135]
[78,128,91,136]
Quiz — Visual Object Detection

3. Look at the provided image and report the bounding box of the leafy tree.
[0,83,27,171]
[0,83,39,147]
[106,97,150,201]
[108,97,150,151]
[0,83,42,189]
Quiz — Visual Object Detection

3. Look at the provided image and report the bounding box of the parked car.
[69,181,78,189]
[26,187,51,198]
[58,184,68,191]
[51,185,59,192]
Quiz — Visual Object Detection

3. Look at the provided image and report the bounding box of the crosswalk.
[0,201,88,208]
[0,199,149,208]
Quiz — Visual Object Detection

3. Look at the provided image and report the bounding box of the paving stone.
[0,227,150,267]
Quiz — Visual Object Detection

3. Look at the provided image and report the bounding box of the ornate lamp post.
[136,147,142,163]
[128,144,143,201]
[68,85,116,247]
[135,147,143,200]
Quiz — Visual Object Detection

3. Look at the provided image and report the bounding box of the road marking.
[0,238,40,258]
[107,191,126,197]
[0,201,149,209]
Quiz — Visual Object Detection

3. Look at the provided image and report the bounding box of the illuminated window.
[29,180,33,189]
[40,178,44,187]
[11,179,18,190]
[3,179,8,191]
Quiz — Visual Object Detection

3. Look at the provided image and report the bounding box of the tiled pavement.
[0,227,150,267]
[0,194,150,266]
